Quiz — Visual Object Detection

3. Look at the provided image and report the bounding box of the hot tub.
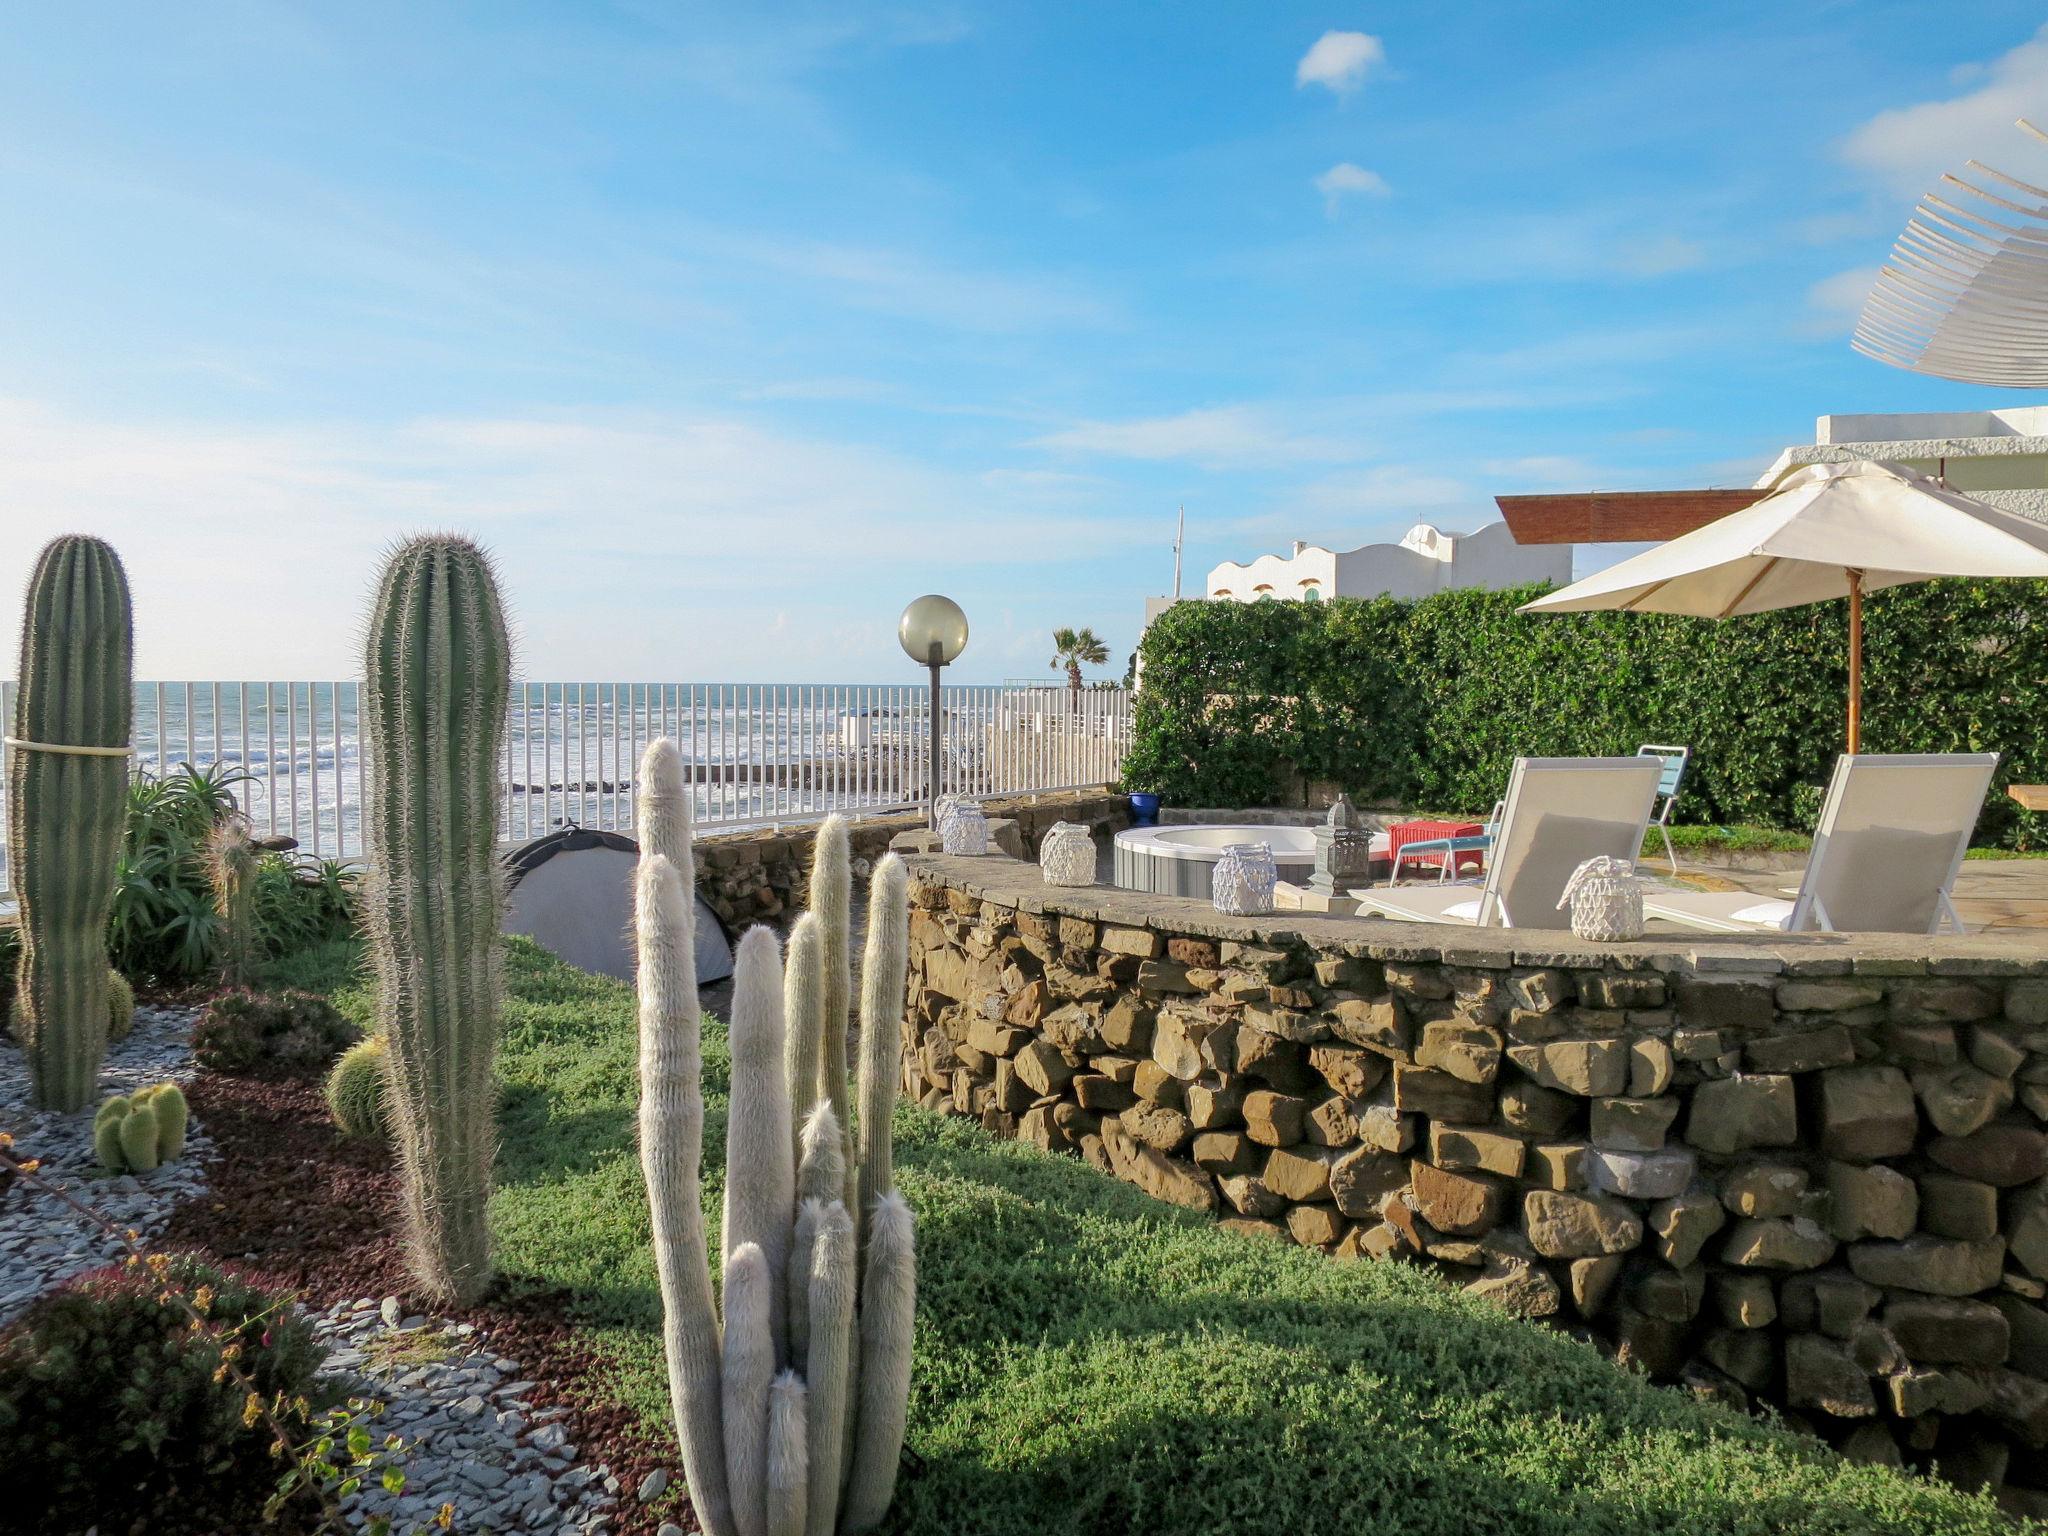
[1112,824,1319,898]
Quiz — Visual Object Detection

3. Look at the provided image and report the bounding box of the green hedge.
[1124,580,2048,849]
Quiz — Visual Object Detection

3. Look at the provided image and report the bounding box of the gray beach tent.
[502,826,734,984]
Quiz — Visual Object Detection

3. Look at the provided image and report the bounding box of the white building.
[1758,408,2048,522]
[1203,520,1571,604]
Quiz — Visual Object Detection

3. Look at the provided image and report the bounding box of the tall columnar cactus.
[10,535,132,1111]
[361,536,511,1306]
[205,814,260,988]
[635,753,917,1536]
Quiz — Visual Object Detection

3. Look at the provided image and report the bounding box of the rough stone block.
[1508,1038,1629,1098]
[1098,995,1155,1054]
[1785,1334,1876,1418]
[1101,1122,1216,1212]
[1629,1037,1674,1098]
[1509,968,1572,1014]
[1410,1160,1505,1236]
[1579,973,1666,1011]
[1120,1102,1194,1154]
[2010,1180,2048,1281]
[1686,1073,1798,1154]
[1675,979,1774,1030]
[1818,1065,1918,1161]
[1590,1094,1680,1152]
[1569,1253,1625,1316]
[1775,980,1882,1014]
[1913,1064,2014,1138]
[1150,1009,1216,1080]
[1234,1027,1314,1092]
[1527,1142,1587,1191]
[1191,1131,1258,1177]
[1631,1263,1706,1323]
[1586,1147,1695,1200]
[1429,1123,1526,1177]
[1325,995,1410,1057]
[1328,1145,1410,1217]
[1308,1043,1386,1100]
[1304,1095,1362,1148]
[1262,1144,1336,1203]
[1391,1064,1495,1123]
[1355,1098,1416,1155]
[1889,980,2000,1025]
[1720,1216,1837,1271]
[967,1017,1030,1057]
[1242,1089,1307,1148]
[1887,1364,1991,1419]
[1884,1296,2010,1367]
[1927,1124,2048,1186]
[1523,1189,1643,1259]
[1714,1272,1777,1329]
[1847,1235,2006,1296]
[1916,1170,2000,1241]
[1824,1160,1918,1242]
[1700,1327,1775,1391]
[1286,1203,1345,1248]
[1100,924,1162,958]
[1132,1060,1186,1107]
[1416,1018,1504,1084]
[1968,1024,2028,1080]
[1499,1078,1580,1136]
[1744,1026,1855,1074]
[1779,1270,1881,1337]
[1073,1073,1137,1114]
[1720,1162,1809,1219]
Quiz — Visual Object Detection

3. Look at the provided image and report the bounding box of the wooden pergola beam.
[1493,488,1764,545]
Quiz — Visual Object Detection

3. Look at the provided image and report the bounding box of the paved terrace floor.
[1666,852,2048,935]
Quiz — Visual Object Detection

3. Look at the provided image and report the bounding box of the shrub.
[107,968,136,1042]
[0,1254,328,1533]
[192,987,359,1074]
[1129,579,2048,847]
[325,1033,390,1139]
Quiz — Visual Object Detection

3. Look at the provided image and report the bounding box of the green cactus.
[326,1034,390,1139]
[93,1111,127,1172]
[117,1105,161,1172]
[151,1082,189,1162]
[633,761,918,1536]
[10,535,133,1111]
[361,536,511,1307]
[204,816,260,988]
[106,970,136,1043]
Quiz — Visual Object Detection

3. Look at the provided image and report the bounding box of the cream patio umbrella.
[1519,460,2048,752]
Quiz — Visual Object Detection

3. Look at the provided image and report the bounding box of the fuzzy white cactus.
[634,760,917,1536]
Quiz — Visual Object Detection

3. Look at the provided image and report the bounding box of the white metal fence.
[0,681,1132,887]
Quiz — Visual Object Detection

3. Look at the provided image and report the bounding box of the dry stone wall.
[902,853,2048,1504]
[690,790,1126,930]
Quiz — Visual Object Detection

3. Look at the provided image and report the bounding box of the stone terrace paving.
[898,848,2048,1503]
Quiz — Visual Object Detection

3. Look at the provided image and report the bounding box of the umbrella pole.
[1846,568,1863,755]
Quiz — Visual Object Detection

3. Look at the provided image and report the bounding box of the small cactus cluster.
[93,1082,188,1174]
[326,1034,390,1140]
[635,742,917,1536]
[360,536,512,1305]
[10,534,134,1111]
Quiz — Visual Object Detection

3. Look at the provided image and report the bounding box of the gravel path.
[0,1002,212,1325]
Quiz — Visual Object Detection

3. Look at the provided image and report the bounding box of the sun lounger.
[1641,752,1998,935]
[1347,757,1663,928]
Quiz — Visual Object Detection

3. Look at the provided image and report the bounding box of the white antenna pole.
[1172,506,1184,599]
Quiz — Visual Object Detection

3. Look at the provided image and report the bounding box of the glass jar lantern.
[1212,841,1277,915]
[1039,821,1096,886]
[940,802,989,856]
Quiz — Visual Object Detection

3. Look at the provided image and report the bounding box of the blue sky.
[4,2,2046,681]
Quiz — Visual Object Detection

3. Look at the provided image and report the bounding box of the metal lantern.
[1212,841,1277,915]
[940,802,989,856]
[1039,821,1096,886]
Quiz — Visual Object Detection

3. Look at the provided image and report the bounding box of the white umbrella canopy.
[1519,459,2048,750]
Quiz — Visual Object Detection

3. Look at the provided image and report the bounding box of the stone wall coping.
[903,851,2048,978]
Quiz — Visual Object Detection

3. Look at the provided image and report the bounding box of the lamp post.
[897,595,969,829]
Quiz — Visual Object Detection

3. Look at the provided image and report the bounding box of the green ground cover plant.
[265,936,2022,1536]
[1126,579,2048,849]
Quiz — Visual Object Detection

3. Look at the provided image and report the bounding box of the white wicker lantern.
[1557,855,1644,941]
[1212,841,1277,916]
[940,802,989,856]
[1039,821,1096,886]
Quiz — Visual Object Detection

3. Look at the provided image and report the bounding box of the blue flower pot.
[1128,792,1160,827]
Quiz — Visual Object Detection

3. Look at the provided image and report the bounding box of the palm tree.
[1050,626,1110,696]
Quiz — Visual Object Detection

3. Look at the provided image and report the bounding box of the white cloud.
[1031,405,1359,470]
[1840,24,2048,196]
[1799,265,1879,338]
[1295,31,1386,95]
[1612,234,1705,278]
[1314,161,1391,213]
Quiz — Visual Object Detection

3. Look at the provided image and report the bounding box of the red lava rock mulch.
[159,1067,698,1536]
